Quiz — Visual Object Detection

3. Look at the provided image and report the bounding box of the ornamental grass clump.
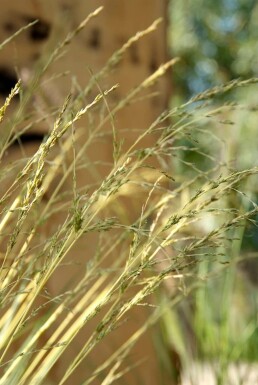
[0,8,258,385]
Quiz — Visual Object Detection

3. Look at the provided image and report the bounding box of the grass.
[0,7,258,385]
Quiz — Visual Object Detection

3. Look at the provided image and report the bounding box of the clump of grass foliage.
[1,7,258,385]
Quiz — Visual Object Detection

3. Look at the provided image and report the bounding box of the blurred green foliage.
[166,0,258,370]
[169,0,258,100]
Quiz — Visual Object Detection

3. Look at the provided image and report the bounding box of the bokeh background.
[168,1,258,381]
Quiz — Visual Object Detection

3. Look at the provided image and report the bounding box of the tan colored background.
[0,2,174,385]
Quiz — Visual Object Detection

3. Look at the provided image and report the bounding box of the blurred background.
[170,0,258,100]
[167,1,258,382]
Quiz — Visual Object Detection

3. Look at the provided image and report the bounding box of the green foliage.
[170,0,258,99]
[168,3,258,381]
